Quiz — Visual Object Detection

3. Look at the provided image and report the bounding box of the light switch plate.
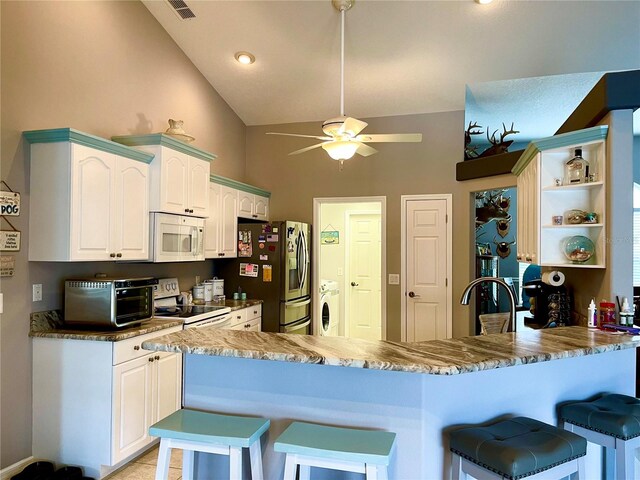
[388,274,400,285]
[33,284,42,302]
[337,268,343,276]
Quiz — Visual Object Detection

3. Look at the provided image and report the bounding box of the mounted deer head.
[464,121,483,160]
[476,189,511,228]
[493,236,516,259]
[477,122,520,158]
[496,217,511,238]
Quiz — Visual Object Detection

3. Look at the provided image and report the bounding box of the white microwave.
[150,213,205,262]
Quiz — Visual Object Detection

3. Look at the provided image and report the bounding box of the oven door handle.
[283,316,311,333]
[284,298,311,309]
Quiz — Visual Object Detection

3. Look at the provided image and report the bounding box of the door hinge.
[445,278,448,287]
[445,214,448,223]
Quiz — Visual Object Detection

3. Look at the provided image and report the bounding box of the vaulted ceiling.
[143,0,640,141]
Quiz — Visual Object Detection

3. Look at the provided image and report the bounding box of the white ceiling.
[143,0,640,138]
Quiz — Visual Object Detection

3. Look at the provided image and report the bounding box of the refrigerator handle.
[284,298,311,308]
[296,230,303,287]
[299,230,308,290]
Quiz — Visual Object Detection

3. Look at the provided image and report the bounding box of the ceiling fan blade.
[355,133,423,143]
[338,117,368,137]
[267,132,332,141]
[355,142,378,157]
[288,142,326,156]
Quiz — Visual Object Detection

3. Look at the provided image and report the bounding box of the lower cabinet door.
[245,317,262,332]
[112,354,153,464]
[153,352,183,423]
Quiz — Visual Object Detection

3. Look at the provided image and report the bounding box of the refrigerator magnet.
[258,235,266,242]
[259,243,265,249]
[259,254,268,260]
[266,234,278,242]
[272,227,278,233]
[268,245,276,252]
[263,265,272,282]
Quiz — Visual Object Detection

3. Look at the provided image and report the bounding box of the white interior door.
[404,197,450,342]
[347,213,382,341]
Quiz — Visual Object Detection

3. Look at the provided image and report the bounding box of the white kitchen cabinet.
[205,183,238,258]
[238,191,270,221]
[25,129,152,262]
[111,134,216,218]
[227,304,262,331]
[32,325,182,479]
[512,126,608,268]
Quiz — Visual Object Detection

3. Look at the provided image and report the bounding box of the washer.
[318,280,339,336]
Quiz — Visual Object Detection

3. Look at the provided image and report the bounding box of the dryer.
[319,280,339,336]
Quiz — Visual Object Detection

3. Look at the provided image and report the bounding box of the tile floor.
[106,445,182,480]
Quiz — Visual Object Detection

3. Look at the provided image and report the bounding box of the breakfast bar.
[142,327,639,479]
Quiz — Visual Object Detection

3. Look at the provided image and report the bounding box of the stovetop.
[154,304,231,324]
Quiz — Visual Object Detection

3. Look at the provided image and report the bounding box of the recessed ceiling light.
[475,0,493,4]
[234,52,255,65]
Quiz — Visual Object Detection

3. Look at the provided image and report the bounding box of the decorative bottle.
[587,299,597,328]
[564,147,589,185]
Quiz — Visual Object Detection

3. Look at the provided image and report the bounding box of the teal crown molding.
[23,128,155,164]
[511,125,609,176]
[111,134,216,162]
[210,174,271,197]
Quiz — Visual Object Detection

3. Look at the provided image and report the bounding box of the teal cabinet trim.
[210,174,271,198]
[111,134,216,162]
[23,128,154,164]
[512,126,608,176]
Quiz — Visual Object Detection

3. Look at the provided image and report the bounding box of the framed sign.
[321,230,339,245]
[0,230,20,251]
[0,255,15,277]
[0,190,20,216]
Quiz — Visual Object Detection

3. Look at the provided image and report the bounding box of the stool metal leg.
[182,449,195,480]
[155,439,172,480]
[615,438,635,480]
[283,453,297,480]
[451,453,465,480]
[249,439,264,480]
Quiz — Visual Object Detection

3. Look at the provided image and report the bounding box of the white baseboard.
[0,456,35,480]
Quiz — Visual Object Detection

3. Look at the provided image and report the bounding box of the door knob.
[351,282,359,287]
[408,291,420,298]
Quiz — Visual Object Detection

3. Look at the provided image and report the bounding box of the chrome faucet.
[460,277,517,332]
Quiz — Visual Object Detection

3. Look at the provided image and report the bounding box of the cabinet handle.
[134,345,140,350]
[253,310,257,314]
[252,214,258,218]
[155,355,160,360]
[149,357,154,363]
[110,253,116,258]
[237,315,242,319]
[116,253,122,258]
[218,253,225,257]
[185,208,189,213]
[526,256,532,262]
[516,255,522,261]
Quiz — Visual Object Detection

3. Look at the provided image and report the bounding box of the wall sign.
[0,255,15,277]
[0,230,20,251]
[0,191,20,216]
[321,230,339,245]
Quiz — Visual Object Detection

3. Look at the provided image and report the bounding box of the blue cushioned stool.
[149,409,270,480]
[449,416,586,480]
[560,393,640,479]
[274,421,396,480]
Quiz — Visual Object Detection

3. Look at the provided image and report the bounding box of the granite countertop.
[222,299,263,312]
[141,326,640,375]
[29,310,183,342]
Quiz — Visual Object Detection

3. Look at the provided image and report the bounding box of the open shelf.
[542,223,603,228]
[542,181,604,191]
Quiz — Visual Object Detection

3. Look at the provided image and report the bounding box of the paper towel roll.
[542,270,565,286]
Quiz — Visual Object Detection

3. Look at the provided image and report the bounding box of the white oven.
[151,213,204,262]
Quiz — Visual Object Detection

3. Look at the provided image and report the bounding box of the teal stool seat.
[560,393,640,479]
[274,422,396,480]
[149,409,270,480]
[449,417,586,480]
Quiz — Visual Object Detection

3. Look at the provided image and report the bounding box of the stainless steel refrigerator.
[219,221,311,334]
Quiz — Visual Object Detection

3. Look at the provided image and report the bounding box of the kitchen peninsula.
[143,327,639,478]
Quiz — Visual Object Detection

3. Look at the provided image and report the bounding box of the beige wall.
[246,113,517,341]
[0,0,247,467]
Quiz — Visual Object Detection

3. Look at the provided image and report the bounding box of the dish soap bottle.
[587,299,597,328]
[564,147,589,185]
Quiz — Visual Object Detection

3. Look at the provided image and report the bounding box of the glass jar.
[564,147,589,185]
[562,235,595,263]
[565,209,586,224]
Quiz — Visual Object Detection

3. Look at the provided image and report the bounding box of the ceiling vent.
[167,0,195,20]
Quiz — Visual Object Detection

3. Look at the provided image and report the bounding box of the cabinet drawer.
[112,325,181,365]
[245,317,261,332]
[229,308,247,328]
[247,304,262,320]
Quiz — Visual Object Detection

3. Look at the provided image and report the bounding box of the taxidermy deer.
[493,236,516,259]
[478,123,520,158]
[464,121,483,160]
[475,190,511,228]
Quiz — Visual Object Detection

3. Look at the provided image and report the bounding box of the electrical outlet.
[33,284,42,302]
[337,268,343,276]
[388,274,400,285]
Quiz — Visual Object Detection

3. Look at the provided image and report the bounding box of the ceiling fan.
[267,0,422,162]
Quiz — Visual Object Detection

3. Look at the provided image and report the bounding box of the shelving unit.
[512,126,608,269]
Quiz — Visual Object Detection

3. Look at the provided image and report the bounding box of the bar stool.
[274,421,396,480]
[449,416,586,479]
[149,408,270,480]
[559,393,640,479]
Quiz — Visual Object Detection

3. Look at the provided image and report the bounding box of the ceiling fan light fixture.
[322,141,358,160]
[234,51,255,65]
[474,0,494,4]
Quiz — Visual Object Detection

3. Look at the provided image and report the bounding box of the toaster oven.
[64,277,158,328]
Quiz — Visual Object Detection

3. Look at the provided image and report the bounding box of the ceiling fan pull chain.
[340,7,345,117]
